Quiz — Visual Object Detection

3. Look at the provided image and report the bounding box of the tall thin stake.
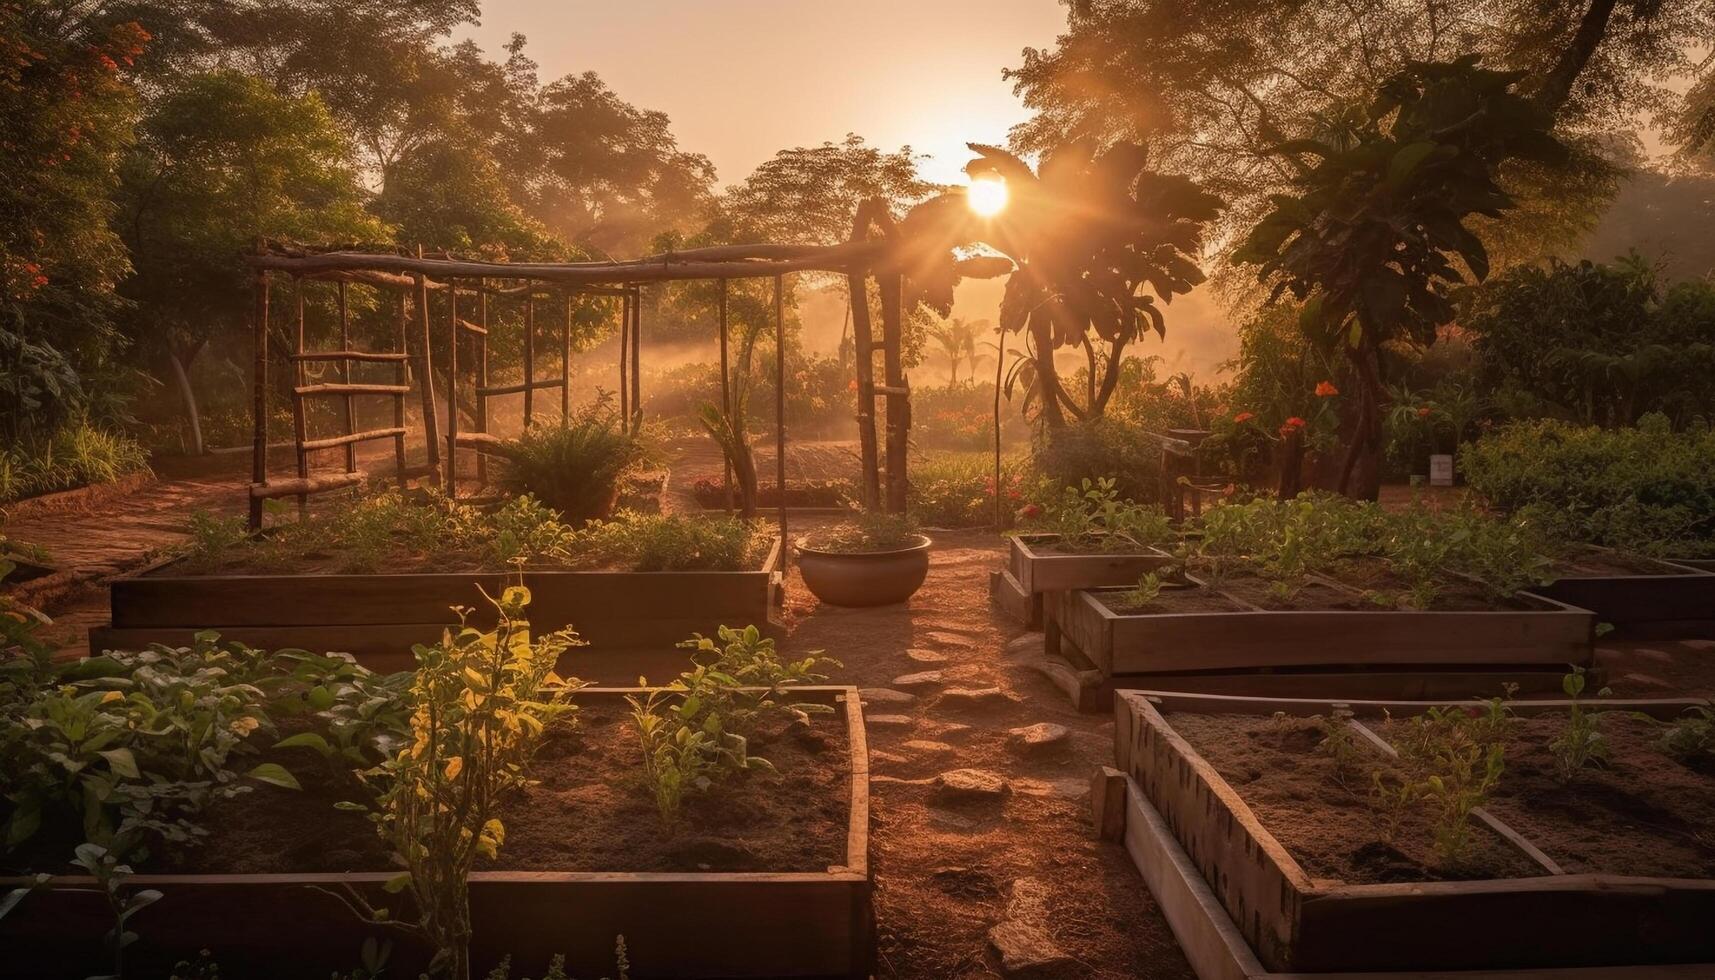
[775,274,788,571]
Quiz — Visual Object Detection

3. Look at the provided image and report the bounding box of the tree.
[1234,58,1565,499]
[960,141,1221,428]
[117,71,387,453]
[1006,0,1706,256]
[720,134,940,246]
[926,317,986,385]
[0,3,149,441]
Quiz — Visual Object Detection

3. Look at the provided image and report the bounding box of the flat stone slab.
[1013,776,1089,800]
[935,768,1011,802]
[923,630,977,649]
[939,686,1015,706]
[1004,633,1045,660]
[900,739,956,759]
[1007,722,1070,753]
[860,687,916,706]
[891,670,946,690]
[866,714,915,729]
[987,878,1072,974]
[906,647,950,664]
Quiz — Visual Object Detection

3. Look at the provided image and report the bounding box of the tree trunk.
[1335,341,1385,501]
[1029,310,1066,428]
[168,342,206,456]
[1535,0,1620,116]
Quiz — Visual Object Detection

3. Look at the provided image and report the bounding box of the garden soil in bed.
[5,701,848,877]
[1475,711,1715,878]
[1166,712,1543,884]
[1096,585,1246,615]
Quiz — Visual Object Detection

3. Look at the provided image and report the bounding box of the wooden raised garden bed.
[88,538,784,672]
[992,532,1173,630]
[1531,551,1715,639]
[0,686,872,980]
[1100,689,1715,979]
[1043,575,1597,711]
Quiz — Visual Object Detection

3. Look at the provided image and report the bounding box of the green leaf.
[247,763,301,791]
[98,748,140,780]
[1386,141,1438,187]
[383,872,411,894]
[273,732,332,756]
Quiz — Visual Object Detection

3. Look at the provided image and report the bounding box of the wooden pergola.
[240,230,974,562]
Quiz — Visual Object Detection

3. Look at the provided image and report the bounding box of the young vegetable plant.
[1653,705,1715,762]
[71,839,163,980]
[1382,700,1511,867]
[1550,665,1611,782]
[334,586,582,980]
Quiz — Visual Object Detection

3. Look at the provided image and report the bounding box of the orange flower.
[847,379,858,393]
[1315,381,1339,398]
[1232,411,1255,423]
[1278,416,1306,438]
[1416,406,1433,419]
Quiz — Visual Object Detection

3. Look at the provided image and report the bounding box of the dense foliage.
[1461,416,1715,556]
[494,406,646,524]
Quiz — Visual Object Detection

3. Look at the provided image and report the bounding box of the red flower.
[1416,406,1433,419]
[847,379,858,393]
[1233,411,1255,423]
[1278,417,1306,438]
[1018,503,1042,520]
[1315,381,1339,398]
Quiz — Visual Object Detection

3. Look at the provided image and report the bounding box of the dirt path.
[779,529,1195,980]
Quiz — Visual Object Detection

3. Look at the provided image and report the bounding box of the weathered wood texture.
[987,568,1042,628]
[1113,691,1715,974]
[1,688,873,980]
[1008,534,1174,595]
[1533,562,1715,639]
[94,542,783,659]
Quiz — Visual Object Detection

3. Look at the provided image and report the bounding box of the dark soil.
[4,700,849,877]
[1328,559,1535,611]
[1480,711,1715,877]
[1097,583,1245,615]
[1213,574,1367,611]
[1168,712,1543,884]
[1553,550,1695,577]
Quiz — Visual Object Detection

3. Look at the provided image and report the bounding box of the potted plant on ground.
[796,512,930,606]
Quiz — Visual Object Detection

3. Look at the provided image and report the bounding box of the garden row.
[993,482,1715,711]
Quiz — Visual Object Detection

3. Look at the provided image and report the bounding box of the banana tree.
[1235,56,1564,499]
[960,141,1222,428]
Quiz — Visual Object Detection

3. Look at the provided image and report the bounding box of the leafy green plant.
[801,511,921,553]
[495,403,645,524]
[580,511,768,571]
[1383,701,1511,867]
[71,839,163,980]
[1315,708,1363,791]
[1022,477,1174,553]
[1549,666,1611,783]
[1653,706,1715,762]
[1120,571,1165,610]
[336,587,581,980]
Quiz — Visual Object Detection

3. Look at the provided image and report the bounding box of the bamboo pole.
[629,287,642,435]
[292,279,309,519]
[412,254,441,475]
[561,294,571,423]
[848,272,880,511]
[446,279,459,495]
[879,272,908,513]
[719,279,733,514]
[475,281,489,487]
[337,280,356,473]
[993,324,1006,529]
[248,272,270,530]
[775,275,788,573]
[618,291,630,424]
[523,294,535,427]
[393,294,408,488]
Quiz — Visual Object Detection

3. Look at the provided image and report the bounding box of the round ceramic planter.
[795,534,932,607]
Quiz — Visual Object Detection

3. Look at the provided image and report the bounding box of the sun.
[967,177,1008,217]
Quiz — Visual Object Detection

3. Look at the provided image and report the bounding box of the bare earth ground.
[4,455,1715,978]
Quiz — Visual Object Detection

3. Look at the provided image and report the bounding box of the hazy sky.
[457,0,1069,187]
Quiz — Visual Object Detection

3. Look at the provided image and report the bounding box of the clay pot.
[795,535,932,607]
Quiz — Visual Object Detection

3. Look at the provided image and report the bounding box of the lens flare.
[967,177,1008,217]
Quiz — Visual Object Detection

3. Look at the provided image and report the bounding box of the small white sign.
[1429,454,1454,487]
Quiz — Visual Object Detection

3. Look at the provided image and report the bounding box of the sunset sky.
[459,0,1070,187]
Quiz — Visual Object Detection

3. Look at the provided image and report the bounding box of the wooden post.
[848,272,880,511]
[624,290,637,423]
[878,272,908,513]
[292,279,309,519]
[993,322,1006,529]
[561,293,571,423]
[248,271,270,530]
[775,275,788,572]
[337,280,356,473]
[476,281,489,486]
[446,280,459,495]
[412,263,441,475]
[393,293,408,488]
[719,279,734,514]
[523,293,536,427]
[630,286,642,434]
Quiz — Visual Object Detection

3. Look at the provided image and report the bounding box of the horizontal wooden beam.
[477,379,567,397]
[453,432,511,456]
[293,383,410,398]
[290,350,409,363]
[300,427,407,452]
[249,472,363,500]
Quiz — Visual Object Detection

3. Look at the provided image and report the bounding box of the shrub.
[1019,478,1175,553]
[801,511,920,553]
[579,511,769,571]
[907,451,1028,528]
[495,406,644,524]
[1031,417,1163,505]
[0,419,148,504]
[1460,416,1715,556]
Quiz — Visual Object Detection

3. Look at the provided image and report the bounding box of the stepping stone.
[935,768,1011,803]
[939,686,1015,707]
[891,670,946,690]
[1005,633,1045,660]
[867,714,915,729]
[900,739,956,759]
[924,630,976,649]
[987,878,1072,974]
[860,687,916,707]
[870,750,911,767]
[1619,672,1672,689]
[906,647,950,665]
[1631,647,1672,663]
[1013,777,1089,800]
[1007,722,1070,754]
[1680,639,1715,652]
